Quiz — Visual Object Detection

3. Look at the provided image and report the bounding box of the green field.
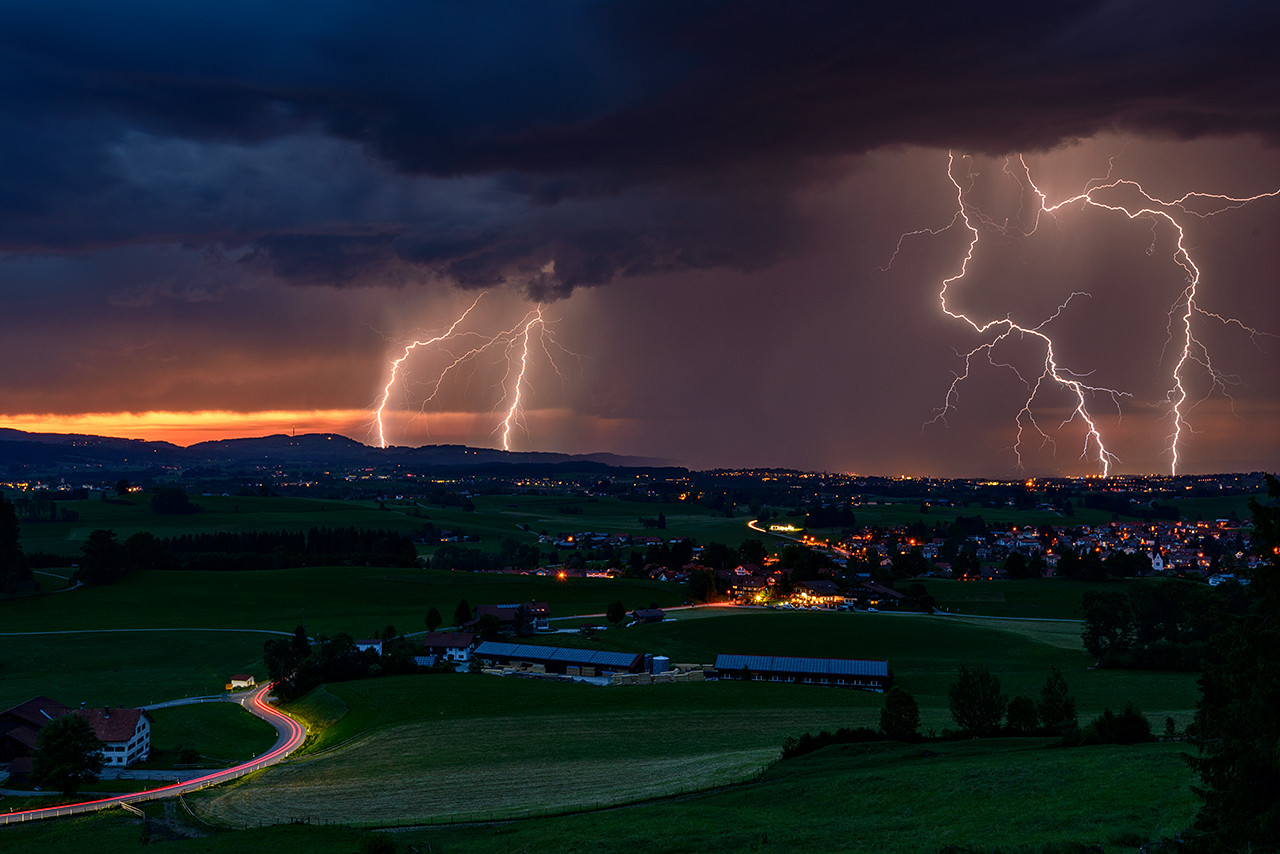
[0,565,685,635]
[1,738,1200,853]
[13,492,761,558]
[142,704,279,768]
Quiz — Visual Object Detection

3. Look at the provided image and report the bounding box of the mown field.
[2,738,1200,854]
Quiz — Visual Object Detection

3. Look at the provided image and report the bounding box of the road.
[0,683,305,825]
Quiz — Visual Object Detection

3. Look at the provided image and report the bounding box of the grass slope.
[0,566,685,636]
[141,704,279,768]
[11,739,1192,853]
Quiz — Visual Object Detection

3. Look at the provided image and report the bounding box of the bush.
[1080,702,1153,746]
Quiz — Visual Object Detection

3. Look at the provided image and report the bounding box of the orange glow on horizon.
[0,410,374,446]
[0,407,640,452]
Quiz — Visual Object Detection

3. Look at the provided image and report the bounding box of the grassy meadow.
[2,738,1200,854]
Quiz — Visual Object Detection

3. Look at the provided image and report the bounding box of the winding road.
[0,683,305,825]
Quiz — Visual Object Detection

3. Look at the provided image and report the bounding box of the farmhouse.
[227,674,256,690]
[0,697,153,767]
[468,602,551,631]
[421,631,475,663]
[0,696,69,761]
[632,608,666,623]
[714,654,890,692]
[472,641,645,675]
[74,706,154,766]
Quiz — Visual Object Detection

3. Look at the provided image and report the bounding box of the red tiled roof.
[70,708,150,744]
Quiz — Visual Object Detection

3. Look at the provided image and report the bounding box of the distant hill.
[0,428,674,473]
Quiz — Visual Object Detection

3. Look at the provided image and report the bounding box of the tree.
[453,598,472,627]
[0,496,33,595]
[425,606,442,632]
[513,603,535,637]
[292,624,311,660]
[879,686,921,741]
[1186,474,1280,850]
[1003,552,1031,579]
[475,613,502,641]
[150,487,201,515]
[948,665,1008,737]
[606,600,626,624]
[1081,591,1135,663]
[656,512,666,530]
[114,478,131,497]
[738,539,767,567]
[76,529,127,585]
[1005,696,1039,735]
[31,714,105,796]
[1036,667,1078,737]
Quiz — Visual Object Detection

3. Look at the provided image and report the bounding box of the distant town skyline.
[2,4,1278,477]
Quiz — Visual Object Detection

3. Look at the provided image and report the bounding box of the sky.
[1,1,1278,477]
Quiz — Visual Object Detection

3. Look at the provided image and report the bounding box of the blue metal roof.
[715,654,887,677]
[473,641,641,668]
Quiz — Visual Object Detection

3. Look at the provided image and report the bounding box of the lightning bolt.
[886,150,1279,476]
[372,297,578,451]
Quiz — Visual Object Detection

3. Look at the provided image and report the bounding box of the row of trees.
[74,525,420,582]
[1081,580,1249,670]
[266,627,429,702]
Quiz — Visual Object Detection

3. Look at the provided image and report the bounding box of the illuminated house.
[791,580,844,607]
[468,602,551,631]
[715,654,890,692]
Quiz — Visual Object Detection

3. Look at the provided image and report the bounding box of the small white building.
[227,674,256,690]
[355,639,383,655]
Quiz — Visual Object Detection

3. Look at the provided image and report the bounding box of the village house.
[420,631,475,664]
[0,696,153,769]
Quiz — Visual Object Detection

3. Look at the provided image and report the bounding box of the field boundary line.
[0,627,295,637]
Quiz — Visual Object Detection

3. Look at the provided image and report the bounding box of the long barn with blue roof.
[714,654,890,692]
[472,641,646,674]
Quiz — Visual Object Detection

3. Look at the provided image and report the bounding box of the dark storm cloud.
[1,1,1276,293]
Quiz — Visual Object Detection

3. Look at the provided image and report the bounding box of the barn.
[714,654,890,692]
[471,641,645,675]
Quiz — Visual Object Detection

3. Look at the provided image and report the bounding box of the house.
[468,602,550,632]
[227,674,256,690]
[0,697,153,768]
[792,580,844,607]
[355,639,383,655]
[632,608,666,623]
[421,632,475,663]
[715,654,890,692]
[0,696,70,761]
[72,706,154,767]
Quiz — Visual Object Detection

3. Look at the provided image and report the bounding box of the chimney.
[103,706,110,719]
